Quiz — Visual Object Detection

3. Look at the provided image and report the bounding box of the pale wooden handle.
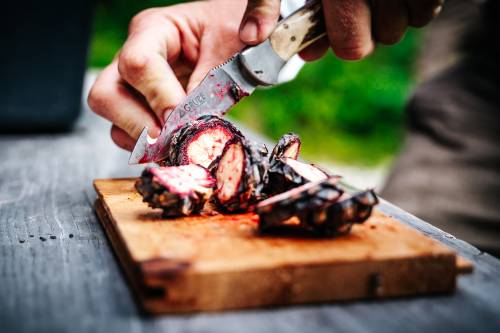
[269,0,326,61]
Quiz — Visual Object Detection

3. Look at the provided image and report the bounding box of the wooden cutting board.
[94,178,472,314]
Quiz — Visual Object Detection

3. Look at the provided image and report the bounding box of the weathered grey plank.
[1,109,500,333]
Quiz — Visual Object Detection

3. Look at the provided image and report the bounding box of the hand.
[88,0,246,151]
[239,0,444,61]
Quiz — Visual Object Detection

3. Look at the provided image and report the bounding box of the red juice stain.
[214,81,232,101]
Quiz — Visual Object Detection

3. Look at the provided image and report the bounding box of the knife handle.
[269,0,326,61]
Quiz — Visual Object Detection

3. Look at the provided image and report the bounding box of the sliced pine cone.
[135,165,215,217]
[266,157,331,196]
[322,190,379,235]
[256,178,378,236]
[213,137,269,212]
[161,115,243,168]
[269,133,301,166]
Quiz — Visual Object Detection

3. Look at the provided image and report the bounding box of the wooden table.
[1,110,500,333]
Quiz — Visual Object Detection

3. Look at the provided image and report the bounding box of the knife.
[129,0,326,164]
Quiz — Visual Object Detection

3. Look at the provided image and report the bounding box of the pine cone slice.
[135,165,215,217]
[161,115,244,168]
[213,137,269,212]
[269,132,301,166]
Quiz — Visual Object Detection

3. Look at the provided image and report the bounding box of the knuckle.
[87,81,109,114]
[118,49,150,82]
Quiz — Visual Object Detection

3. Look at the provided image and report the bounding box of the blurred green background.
[89,0,420,166]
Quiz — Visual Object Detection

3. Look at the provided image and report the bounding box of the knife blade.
[128,55,258,164]
[129,0,325,165]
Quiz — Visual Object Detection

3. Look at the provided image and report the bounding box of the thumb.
[239,0,281,45]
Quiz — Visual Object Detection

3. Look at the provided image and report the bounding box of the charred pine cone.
[266,157,330,196]
[324,190,379,234]
[256,178,378,236]
[213,137,269,212]
[269,133,301,166]
[135,165,215,217]
[161,115,243,168]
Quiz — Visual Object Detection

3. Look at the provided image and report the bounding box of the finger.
[110,125,136,151]
[240,0,281,45]
[186,51,237,94]
[405,0,444,28]
[372,0,409,45]
[88,61,161,141]
[299,36,330,62]
[187,20,245,92]
[322,0,374,60]
[186,59,218,94]
[118,19,187,123]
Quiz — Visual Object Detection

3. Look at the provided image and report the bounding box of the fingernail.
[240,18,259,44]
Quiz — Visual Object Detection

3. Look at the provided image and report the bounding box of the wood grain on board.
[94,178,472,314]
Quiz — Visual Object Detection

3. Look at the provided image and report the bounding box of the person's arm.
[240,0,444,61]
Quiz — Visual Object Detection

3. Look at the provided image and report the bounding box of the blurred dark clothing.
[0,0,94,132]
[383,0,500,253]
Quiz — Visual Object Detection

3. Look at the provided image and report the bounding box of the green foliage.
[89,0,419,165]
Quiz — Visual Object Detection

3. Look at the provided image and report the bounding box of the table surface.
[1,109,500,333]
